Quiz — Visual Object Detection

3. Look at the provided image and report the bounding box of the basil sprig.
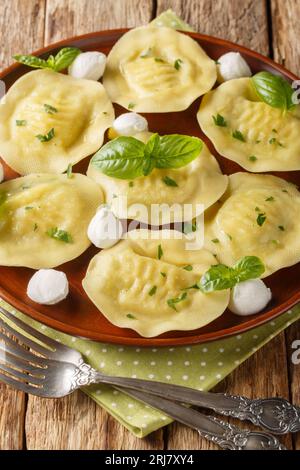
[14,47,81,72]
[198,256,265,293]
[252,71,295,111]
[91,133,203,180]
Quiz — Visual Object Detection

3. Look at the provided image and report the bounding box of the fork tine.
[0,349,46,375]
[0,331,50,367]
[0,315,56,357]
[0,371,47,396]
[0,306,77,359]
[0,362,44,385]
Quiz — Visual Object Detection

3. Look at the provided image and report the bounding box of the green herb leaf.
[278,225,285,231]
[25,206,34,210]
[174,58,183,70]
[16,120,27,126]
[36,128,55,142]
[151,134,202,170]
[232,130,246,142]
[148,285,157,296]
[211,238,219,244]
[252,71,295,110]
[13,54,50,69]
[183,220,197,234]
[248,155,257,162]
[255,206,261,212]
[66,164,73,179]
[51,47,81,71]
[157,244,163,260]
[129,181,134,187]
[33,223,38,231]
[126,314,136,319]
[212,114,227,127]
[198,256,265,293]
[266,196,274,202]
[257,212,266,226]
[91,136,146,179]
[128,102,135,109]
[44,103,58,114]
[162,175,178,187]
[160,272,166,277]
[46,227,73,243]
[269,137,277,144]
[167,292,187,311]
[183,265,193,271]
[155,57,165,63]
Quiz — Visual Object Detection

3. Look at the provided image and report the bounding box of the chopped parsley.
[25,206,34,210]
[36,128,55,142]
[183,220,197,234]
[269,137,277,144]
[128,181,134,188]
[227,233,233,240]
[162,176,178,187]
[128,102,135,109]
[282,189,289,193]
[46,227,73,243]
[154,57,165,63]
[212,238,219,243]
[272,128,278,133]
[255,140,261,144]
[167,292,187,311]
[148,285,157,296]
[66,164,73,179]
[44,103,58,114]
[183,265,193,271]
[174,58,183,70]
[265,196,274,202]
[212,114,227,127]
[248,155,257,162]
[232,130,246,142]
[157,244,163,260]
[33,223,38,232]
[160,272,166,277]
[126,314,136,319]
[255,206,260,212]
[257,213,266,226]
[16,119,27,126]
[278,225,285,231]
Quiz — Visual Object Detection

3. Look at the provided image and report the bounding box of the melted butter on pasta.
[103,26,216,112]
[0,69,114,175]
[87,143,228,225]
[0,173,103,268]
[197,78,300,171]
[205,172,300,276]
[83,230,229,337]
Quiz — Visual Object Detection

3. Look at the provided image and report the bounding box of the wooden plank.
[45,0,154,44]
[156,0,269,54]
[25,0,163,450]
[0,0,46,68]
[271,0,300,450]
[0,0,46,450]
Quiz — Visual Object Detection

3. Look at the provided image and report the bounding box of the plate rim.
[0,28,299,346]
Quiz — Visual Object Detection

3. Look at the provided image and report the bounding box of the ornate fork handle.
[216,395,300,435]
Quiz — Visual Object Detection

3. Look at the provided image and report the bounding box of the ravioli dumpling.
[0,69,114,175]
[83,230,229,337]
[0,173,103,268]
[87,143,228,225]
[197,78,300,171]
[205,173,300,277]
[103,26,216,112]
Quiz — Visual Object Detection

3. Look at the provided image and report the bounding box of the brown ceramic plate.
[0,29,299,346]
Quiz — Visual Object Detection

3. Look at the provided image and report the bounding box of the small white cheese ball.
[87,206,123,249]
[218,52,252,82]
[112,113,148,136]
[27,269,69,305]
[229,279,272,316]
[68,51,106,81]
[0,163,4,183]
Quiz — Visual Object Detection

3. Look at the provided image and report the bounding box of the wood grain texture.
[0,0,46,68]
[156,0,269,54]
[271,0,300,73]
[45,0,153,44]
[0,382,26,449]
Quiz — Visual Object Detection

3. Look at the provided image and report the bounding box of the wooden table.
[0,0,299,451]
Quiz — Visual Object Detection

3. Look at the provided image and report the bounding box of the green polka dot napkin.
[1,10,300,438]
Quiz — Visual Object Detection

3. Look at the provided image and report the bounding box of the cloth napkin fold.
[1,10,300,438]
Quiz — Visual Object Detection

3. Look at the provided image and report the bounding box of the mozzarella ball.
[68,51,106,81]
[229,279,272,316]
[112,113,148,136]
[217,52,252,82]
[0,163,4,183]
[27,269,69,305]
[87,206,123,249]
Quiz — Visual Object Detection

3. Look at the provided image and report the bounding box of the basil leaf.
[52,47,81,71]
[198,256,265,293]
[233,256,265,283]
[91,136,146,179]
[252,71,295,110]
[46,227,73,243]
[198,264,236,292]
[167,292,187,311]
[153,134,202,169]
[13,54,50,69]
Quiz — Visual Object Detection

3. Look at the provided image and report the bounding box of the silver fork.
[0,307,295,450]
